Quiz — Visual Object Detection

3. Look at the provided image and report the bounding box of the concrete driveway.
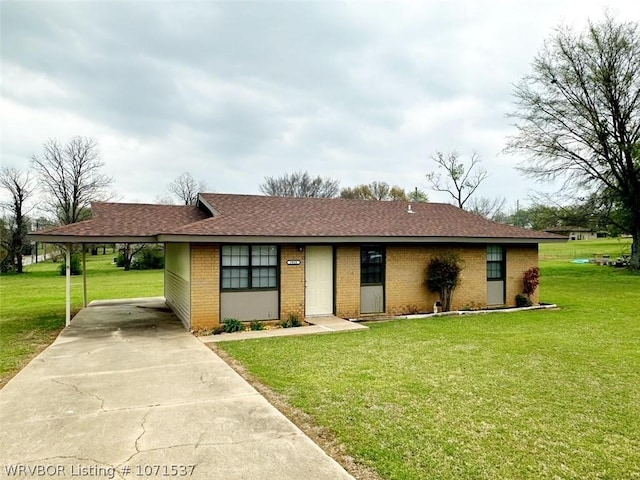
[0,298,353,480]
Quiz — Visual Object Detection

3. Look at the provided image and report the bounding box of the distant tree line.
[259,171,429,203]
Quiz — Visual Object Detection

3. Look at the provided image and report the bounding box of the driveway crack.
[50,378,106,412]
[118,408,152,466]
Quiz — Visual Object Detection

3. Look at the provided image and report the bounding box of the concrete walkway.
[200,315,368,343]
[0,299,354,480]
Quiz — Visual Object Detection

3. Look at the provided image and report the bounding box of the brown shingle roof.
[182,194,558,240]
[35,202,210,238]
[32,194,563,242]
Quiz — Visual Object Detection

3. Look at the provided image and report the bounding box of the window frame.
[221,244,279,291]
[486,245,505,281]
[360,245,385,286]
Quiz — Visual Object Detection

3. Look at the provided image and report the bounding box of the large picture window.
[361,246,385,285]
[486,245,505,280]
[222,245,278,290]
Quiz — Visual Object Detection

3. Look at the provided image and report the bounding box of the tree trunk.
[123,244,132,271]
[631,229,640,271]
[441,288,454,312]
[13,229,23,274]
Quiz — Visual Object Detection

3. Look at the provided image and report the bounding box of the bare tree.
[0,167,34,273]
[506,15,640,269]
[426,151,488,208]
[467,196,507,221]
[260,171,339,198]
[119,243,146,271]
[31,137,114,224]
[153,194,176,205]
[340,182,410,201]
[168,172,207,205]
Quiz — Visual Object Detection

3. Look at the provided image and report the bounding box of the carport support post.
[66,243,71,327]
[82,245,87,308]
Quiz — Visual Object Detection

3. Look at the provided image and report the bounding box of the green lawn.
[0,254,163,386]
[2,240,639,478]
[539,236,632,261]
[219,242,640,480]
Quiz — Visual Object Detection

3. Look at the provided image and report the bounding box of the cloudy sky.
[2,1,638,210]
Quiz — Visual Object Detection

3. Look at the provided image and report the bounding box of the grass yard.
[0,254,163,387]
[539,236,632,261]
[219,240,640,480]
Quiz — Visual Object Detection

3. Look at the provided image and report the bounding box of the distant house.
[545,227,598,241]
[32,194,564,330]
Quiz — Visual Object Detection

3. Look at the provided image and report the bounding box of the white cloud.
[2,0,638,211]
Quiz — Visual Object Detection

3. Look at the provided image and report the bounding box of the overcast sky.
[2,1,638,211]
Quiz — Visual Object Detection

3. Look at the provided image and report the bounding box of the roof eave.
[28,233,159,243]
[158,234,566,244]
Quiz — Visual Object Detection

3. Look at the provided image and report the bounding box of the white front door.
[305,246,333,316]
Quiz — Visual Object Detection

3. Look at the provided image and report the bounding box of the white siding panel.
[165,243,190,280]
[166,270,190,328]
[165,243,191,328]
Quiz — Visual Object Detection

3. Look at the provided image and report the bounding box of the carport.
[29,202,210,326]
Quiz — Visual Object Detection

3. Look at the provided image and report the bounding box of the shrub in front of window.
[426,253,463,312]
[250,320,265,331]
[222,318,245,333]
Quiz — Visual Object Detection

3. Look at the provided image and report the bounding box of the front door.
[305,246,333,316]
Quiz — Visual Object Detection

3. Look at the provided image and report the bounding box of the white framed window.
[221,245,278,290]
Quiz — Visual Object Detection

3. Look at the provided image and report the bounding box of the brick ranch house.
[31,194,563,330]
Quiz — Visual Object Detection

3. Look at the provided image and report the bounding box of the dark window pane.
[222,267,249,289]
[222,245,249,266]
[361,246,384,284]
[486,245,504,280]
[251,267,277,288]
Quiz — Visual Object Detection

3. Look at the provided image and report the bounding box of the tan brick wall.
[335,246,361,318]
[190,244,220,329]
[185,242,540,328]
[506,245,539,305]
[453,245,489,310]
[280,245,305,320]
[385,245,487,314]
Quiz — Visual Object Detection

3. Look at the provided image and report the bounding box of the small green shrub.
[250,320,265,331]
[515,294,533,307]
[280,313,303,328]
[222,318,245,333]
[1,256,13,273]
[116,253,127,268]
[59,254,82,276]
[131,246,165,270]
